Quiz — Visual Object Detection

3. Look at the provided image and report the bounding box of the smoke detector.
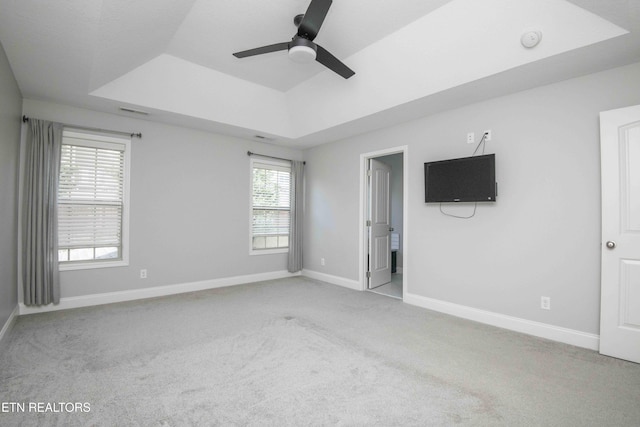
[521,30,542,48]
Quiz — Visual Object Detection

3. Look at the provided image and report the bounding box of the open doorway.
[360,147,407,300]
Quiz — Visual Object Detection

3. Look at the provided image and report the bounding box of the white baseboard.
[404,292,599,350]
[302,269,362,291]
[0,305,19,344]
[14,270,600,351]
[19,270,301,315]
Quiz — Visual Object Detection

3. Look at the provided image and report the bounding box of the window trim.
[249,157,290,256]
[58,129,131,271]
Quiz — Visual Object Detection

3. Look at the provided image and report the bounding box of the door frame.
[359,146,408,296]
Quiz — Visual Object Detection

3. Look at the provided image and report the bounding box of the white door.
[368,159,391,289]
[600,104,640,364]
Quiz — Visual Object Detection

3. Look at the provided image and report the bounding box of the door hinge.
[366,271,371,278]
[367,170,372,177]
[366,220,371,227]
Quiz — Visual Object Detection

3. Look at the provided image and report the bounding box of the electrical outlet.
[140,269,147,279]
[467,132,475,144]
[483,129,492,141]
[320,258,325,266]
[541,296,551,310]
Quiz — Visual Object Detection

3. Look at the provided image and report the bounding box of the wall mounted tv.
[424,154,497,203]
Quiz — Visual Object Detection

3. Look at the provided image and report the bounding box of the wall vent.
[254,135,274,141]
[119,107,150,116]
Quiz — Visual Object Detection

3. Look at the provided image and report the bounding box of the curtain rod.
[247,151,305,165]
[22,115,142,139]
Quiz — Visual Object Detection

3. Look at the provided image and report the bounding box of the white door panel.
[368,159,391,289]
[600,105,640,363]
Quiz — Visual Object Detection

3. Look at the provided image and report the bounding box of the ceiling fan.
[232,0,355,79]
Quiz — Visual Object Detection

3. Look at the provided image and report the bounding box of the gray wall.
[0,41,21,327]
[303,61,640,335]
[22,99,303,299]
[377,153,403,268]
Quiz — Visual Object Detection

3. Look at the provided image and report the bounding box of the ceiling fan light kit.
[289,38,317,63]
[232,0,355,79]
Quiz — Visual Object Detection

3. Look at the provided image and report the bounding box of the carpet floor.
[1,277,639,426]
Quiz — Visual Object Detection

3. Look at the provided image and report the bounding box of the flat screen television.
[424,154,496,203]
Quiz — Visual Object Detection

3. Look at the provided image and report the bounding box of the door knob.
[606,241,616,249]
[389,227,394,232]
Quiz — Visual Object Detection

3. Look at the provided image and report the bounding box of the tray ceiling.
[1,0,638,147]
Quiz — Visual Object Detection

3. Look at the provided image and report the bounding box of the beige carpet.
[1,277,639,426]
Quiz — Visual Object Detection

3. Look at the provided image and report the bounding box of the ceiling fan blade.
[233,42,290,58]
[297,0,332,41]
[315,44,355,79]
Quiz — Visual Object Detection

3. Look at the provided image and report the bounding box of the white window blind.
[58,130,129,266]
[251,160,290,251]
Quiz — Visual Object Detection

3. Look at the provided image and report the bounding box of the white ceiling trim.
[89,0,627,141]
[287,0,628,137]
[90,54,292,138]
[1,0,637,147]
[89,0,197,92]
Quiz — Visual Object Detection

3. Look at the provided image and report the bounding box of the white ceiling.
[1,0,639,148]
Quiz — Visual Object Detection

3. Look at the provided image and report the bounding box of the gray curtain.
[288,160,304,273]
[23,119,63,306]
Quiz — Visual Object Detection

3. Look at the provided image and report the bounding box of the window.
[250,158,290,254]
[57,130,130,270]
